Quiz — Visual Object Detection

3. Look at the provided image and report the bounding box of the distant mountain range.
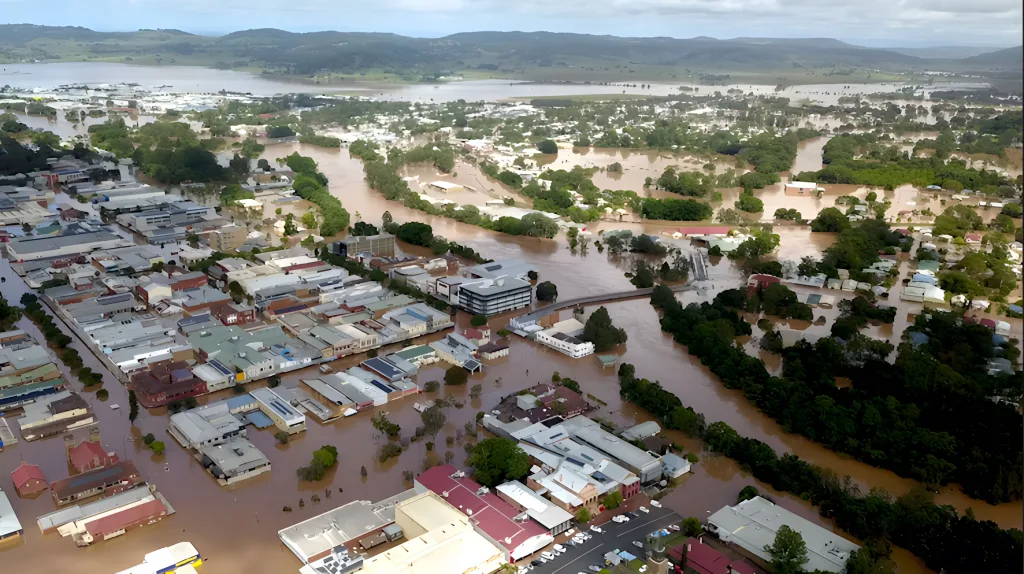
[0,25,1019,82]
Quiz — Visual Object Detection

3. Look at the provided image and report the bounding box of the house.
[478,341,510,360]
[209,301,256,327]
[66,435,119,474]
[10,462,47,497]
[130,362,207,408]
[198,437,272,485]
[746,274,781,296]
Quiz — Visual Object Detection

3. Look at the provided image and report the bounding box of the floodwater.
[1,145,1020,573]
[1,62,990,103]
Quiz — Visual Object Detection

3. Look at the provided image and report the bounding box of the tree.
[764,525,808,574]
[575,507,591,523]
[581,307,627,351]
[275,431,290,444]
[735,192,764,213]
[537,139,558,154]
[424,381,440,393]
[467,437,530,487]
[371,412,401,438]
[128,390,139,424]
[470,314,488,327]
[421,405,447,439]
[681,517,703,537]
[536,281,558,302]
[267,125,296,138]
[445,366,469,386]
[738,485,760,503]
[810,207,851,232]
[601,490,623,510]
[149,441,166,455]
[283,213,298,236]
[470,383,483,399]
[301,211,317,230]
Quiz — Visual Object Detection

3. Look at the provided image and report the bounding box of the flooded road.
[1,134,1020,574]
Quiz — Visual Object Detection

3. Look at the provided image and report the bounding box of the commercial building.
[198,437,271,485]
[209,224,248,251]
[707,496,859,573]
[464,259,536,281]
[444,276,533,316]
[49,461,144,507]
[6,229,131,261]
[0,345,64,409]
[495,480,573,535]
[534,318,595,358]
[36,485,173,546]
[130,362,207,408]
[359,491,508,574]
[0,488,22,541]
[415,465,553,561]
[279,489,421,564]
[567,417,664,484]
[10,462,47,497]
[17,390,96,441]
[168,400,248,450]
[332,233,396,258]
[250,387,306,434]
[66,434,120,475]
[668,538,757,574]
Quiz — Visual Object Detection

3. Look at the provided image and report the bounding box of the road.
[510,284,697,327]
[527,507,681,574]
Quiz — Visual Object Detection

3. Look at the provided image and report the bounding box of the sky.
[1,0,1021,47]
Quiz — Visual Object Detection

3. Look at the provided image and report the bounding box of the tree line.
[617,359,1022,574]
[649,284,1022,502]
[283,152,351,236]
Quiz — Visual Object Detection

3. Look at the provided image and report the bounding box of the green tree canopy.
[467,437,530,487]
[764,525,808,574]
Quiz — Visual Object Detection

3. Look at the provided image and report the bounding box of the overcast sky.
[2,0,1021,47]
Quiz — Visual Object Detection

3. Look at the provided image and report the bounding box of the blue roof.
[908,332,930,347]
[1008,305,1023,314]
[246,411,274,428]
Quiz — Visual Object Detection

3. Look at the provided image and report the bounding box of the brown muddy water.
[1,141,1020,574]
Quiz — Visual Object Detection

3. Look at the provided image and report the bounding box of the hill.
[960,46,1024,68]
[0,25,1016,82]
[886,45,1010,59]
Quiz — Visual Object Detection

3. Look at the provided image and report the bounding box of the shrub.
[275,431,290,445]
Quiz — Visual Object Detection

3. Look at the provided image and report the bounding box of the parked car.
[531,559,543,567]
[541,551,555,561]
[589,566,603,572]
[590,525,603,533]
[633,540,644,548]
[650,500,662,508]
[669,524,680,531]
[638,506,650,513]
[554,544,566,553]
[626,511,639,519]
[564,528,576,538]
[639,566,648,573]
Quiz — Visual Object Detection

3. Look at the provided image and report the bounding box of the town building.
[279,489,421,564]
[130,361,207,408]
[209,224,248,251]
[668,537,757,574]
[490,383,590,424]
[331,233,396,258]
[65,431,119,474]
[478,341,510,360]
[49,461,144,507]
[36,485,172,546]
[167,399,249,450]
[135,271,209,305]
[358,491,507,574]
[534,318,595,358]
[495,480,573,535]
[415,465,553,561]
[439,276,533,316]
[707,496,859,573]
[209,301,256,326]
[17,391,95,441]
[198,437,271,485]
[250,387,306,434]
[10,462,47,497]
[0,344,64,409]
[6,229,131,261]
[0,488,22,541]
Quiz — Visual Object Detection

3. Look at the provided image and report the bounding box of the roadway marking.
[546,514,675,574]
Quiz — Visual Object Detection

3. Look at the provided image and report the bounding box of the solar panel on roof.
[209,359,233,376]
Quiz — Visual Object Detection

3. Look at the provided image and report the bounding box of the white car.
[590,525,602,533]
[651,500,662,508]
[553,544,566,553]
[632,541,644,548]
[541,551,555,561]
[638,506,650,513]
[639,566,648,573]
[669,524,680,531]
[564,528,576,538]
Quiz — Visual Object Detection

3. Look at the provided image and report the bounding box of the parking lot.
[524,506,682,574]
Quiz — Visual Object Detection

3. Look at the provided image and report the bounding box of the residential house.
[11,462,47,497]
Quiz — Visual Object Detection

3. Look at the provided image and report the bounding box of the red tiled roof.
[84,498,166,537]
[11,462,46,490]
[980,318,997,329]
[416,465,547,553]
[69,441,118,471]
[669,538,755,574]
